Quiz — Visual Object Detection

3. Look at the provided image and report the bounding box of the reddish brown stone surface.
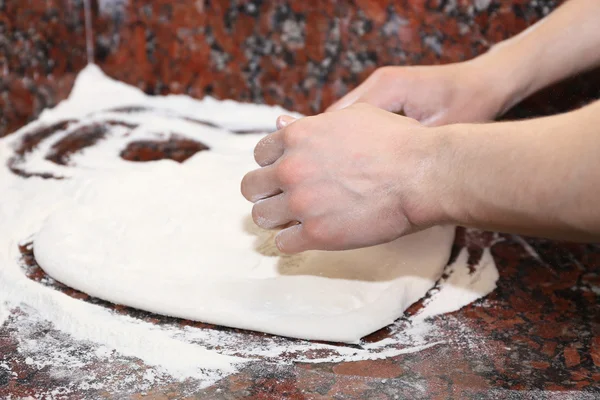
[1,0,600,398]
[120,136,209,163]
[3,0,600,138]
[0,0,87,137]
[4,197,600,398]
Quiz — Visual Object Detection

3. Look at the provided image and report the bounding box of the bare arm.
[241,0,600,253]
[328,0,600,125]
[472,0,600,113]
[430,100,600,241]
[243,99,600,252]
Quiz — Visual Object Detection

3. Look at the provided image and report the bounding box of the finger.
[241,165,281,202]
[328,88,397,113]
[276,115,296,129]
[252,193,294,229]
[275,224,311,254]
[326,69,386,112]
[421,113,455,127]
[327,69,404,113]
[326,84,368,112]
[254,130,284,167]
[254,115,298,166]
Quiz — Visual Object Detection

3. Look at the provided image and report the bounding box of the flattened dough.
[34,153,454,342]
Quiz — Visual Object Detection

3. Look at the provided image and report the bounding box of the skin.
[433,101,600,242]
[327,0,600,123]
[241,0,600,253]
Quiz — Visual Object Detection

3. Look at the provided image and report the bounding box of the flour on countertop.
[0,65,499,395]
[413,248,499,321]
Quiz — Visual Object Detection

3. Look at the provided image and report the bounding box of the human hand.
[241,103,444,253]
[327,62,513,126]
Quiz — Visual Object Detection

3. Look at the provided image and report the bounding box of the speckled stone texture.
[0,0,89,137]
[1,0,599,398]
[4,0,600,138]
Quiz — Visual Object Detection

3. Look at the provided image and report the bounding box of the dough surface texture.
[34,151,454,343]
[30,66,455,343]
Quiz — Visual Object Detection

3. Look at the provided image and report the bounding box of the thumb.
[326,70,404,113]
[326,73,380,112]
[326,90,364,112]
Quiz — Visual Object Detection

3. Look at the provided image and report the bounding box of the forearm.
[470,0,600,113]
[431,100,600,241]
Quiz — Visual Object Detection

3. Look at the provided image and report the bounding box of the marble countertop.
[1,0,599,398]
[1,227,599,398]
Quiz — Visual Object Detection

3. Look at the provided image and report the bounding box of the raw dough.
[34,150,454,343]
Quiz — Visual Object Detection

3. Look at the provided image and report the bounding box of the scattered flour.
[414,248,499,321]
[0,65,499,394]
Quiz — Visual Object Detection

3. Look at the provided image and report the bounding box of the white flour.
[33,159,456,343]
[0,65,499,394]
[413,248,499,321]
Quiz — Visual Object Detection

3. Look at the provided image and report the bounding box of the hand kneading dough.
[34,152,455,343]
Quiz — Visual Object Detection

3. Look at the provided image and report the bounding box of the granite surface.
[4,0,600,138]
[1,0,600,398]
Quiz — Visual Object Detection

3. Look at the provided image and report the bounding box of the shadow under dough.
[242,215,446,283]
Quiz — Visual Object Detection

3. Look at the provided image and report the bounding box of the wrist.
[419,123,478,228]
[464,42,536,116]
[399,122,467,229]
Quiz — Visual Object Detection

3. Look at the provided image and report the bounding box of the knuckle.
[373,66,394,80]
[370,67,386,82]
[303,219,329,244]
[287,191,311,216]
[282,125,300,146]
[282,119,311,147]
[275,157,302,186]
[274,161,292,185]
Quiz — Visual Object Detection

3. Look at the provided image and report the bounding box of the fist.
[241,103,443,253]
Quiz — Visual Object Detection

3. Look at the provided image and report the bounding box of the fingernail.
[276,115,296,130]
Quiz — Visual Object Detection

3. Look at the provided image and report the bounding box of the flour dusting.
[414,248,499,321]
[0,65,499,396]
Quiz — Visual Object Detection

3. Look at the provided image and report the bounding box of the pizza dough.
[34,149,454,343]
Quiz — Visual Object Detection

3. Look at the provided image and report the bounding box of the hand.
[241,103,443,253]
[327,62,512,126]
